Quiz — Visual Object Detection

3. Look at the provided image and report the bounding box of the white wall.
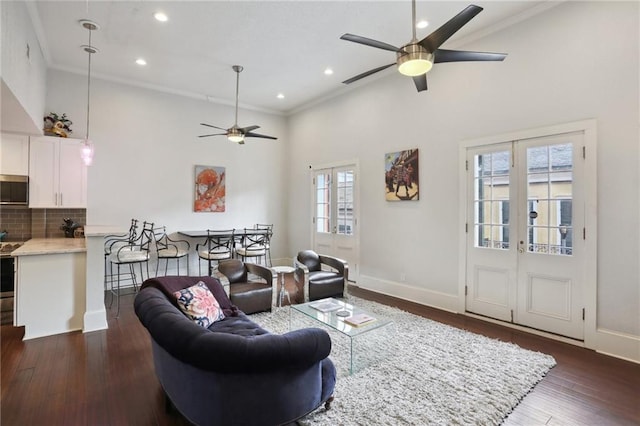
[46,69,289,264]
[287,1,639,343]
[0,1,47,134]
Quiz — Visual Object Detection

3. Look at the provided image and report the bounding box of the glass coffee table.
[290,298,392,374]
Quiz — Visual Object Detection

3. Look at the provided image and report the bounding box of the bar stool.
[152,225,190,276]
[108,221,153,317]
[104,219,138,291]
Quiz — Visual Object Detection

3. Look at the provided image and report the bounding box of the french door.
[312,164,358,282]
[465,131,586,340]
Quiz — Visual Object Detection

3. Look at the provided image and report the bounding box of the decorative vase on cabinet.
[28,136,87,208]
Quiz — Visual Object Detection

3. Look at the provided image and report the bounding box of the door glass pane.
[336,170,354,235]
[315,172,330,233]
[526,143,573,256]
[473,151,510,249]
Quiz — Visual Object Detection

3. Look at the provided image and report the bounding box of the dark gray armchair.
[213,259,276,314]
[295,250,349,302]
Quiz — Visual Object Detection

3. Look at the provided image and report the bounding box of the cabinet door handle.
[60,193,63,206]
[54,192,58,206]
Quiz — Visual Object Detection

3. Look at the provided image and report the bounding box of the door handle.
[518,240,524,253]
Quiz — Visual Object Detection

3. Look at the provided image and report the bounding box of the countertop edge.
[12,238,87,257]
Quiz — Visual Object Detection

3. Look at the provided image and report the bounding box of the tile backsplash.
[0,207,86,241]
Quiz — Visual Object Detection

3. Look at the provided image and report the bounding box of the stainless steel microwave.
[0,175,28,205]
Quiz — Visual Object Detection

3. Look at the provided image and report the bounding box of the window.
[473,151,510,250]
[527,143,573,256]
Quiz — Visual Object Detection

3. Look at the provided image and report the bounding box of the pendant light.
[79,19,99,166]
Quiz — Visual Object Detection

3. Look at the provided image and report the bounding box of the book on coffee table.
[344,313,376,327]
[309,299,343,312]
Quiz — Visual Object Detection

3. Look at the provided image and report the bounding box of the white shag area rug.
[251,296,556,426]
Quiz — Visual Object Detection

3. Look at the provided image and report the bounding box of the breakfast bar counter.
[13,238,87,340]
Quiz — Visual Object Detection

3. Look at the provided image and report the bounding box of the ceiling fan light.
[397,52,433,76]
[228,135,244,143]
[227,128,244,143]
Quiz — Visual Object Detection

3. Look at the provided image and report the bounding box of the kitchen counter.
[12,238,86,256]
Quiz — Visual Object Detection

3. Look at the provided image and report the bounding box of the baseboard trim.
[357,275,459,313]
[83,309,108,333]
[595,328,640,364]
[357,275,640,364]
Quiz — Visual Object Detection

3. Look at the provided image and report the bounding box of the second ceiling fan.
[341,1,507,92]
[199,65,277,144]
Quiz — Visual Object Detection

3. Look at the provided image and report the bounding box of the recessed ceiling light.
[416,20,429,29]
[136,58,147,66]
[154,12,168,22]
[277,93,285,99]
[324,68,334,76]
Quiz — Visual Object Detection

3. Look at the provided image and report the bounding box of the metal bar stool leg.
[115,263,121,318]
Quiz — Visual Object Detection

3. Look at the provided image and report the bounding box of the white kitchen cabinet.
[0,133,30,175]
[29,136,87,208]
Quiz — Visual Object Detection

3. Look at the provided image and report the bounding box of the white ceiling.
[30,1,554,115]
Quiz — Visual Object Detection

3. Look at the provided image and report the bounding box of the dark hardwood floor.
[2,285,639,425]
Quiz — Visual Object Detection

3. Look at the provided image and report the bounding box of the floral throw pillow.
[174,281,225,327]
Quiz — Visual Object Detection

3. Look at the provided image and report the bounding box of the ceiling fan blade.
[340,34,400,52]
[245,132,277,140]
[434,49,507,63]
[198,133,228,138]
[419,5,483,52]
[240,125,260,133]
[342,63,396,85]
[200,123,228,131]
[412,74,428,92]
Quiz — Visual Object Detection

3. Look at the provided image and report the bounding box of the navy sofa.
[134,276,336,426]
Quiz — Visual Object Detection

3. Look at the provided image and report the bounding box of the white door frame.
[309,159,360,282]
[458,119,597,349]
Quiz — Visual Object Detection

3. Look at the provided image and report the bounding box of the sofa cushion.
[142,275,238,317]
[298,250,321,272]
[174,281,225,327]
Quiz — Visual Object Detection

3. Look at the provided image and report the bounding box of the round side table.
[272,266,296,307]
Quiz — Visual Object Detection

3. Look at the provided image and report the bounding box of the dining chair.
[196,229,235,275]
[152,226,191,277]
[254,223,274,266]
[236,228,269,266]
[108,221,153,317]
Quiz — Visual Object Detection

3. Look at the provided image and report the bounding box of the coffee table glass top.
[290,298,392,338]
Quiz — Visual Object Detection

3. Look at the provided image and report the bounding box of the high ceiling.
[30,1,553,115]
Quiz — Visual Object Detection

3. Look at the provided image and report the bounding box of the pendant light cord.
[86,28,92,141]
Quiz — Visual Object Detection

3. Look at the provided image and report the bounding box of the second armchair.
[295,250,348,302]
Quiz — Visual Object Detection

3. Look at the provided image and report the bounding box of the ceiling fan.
[199,65,277,144]
[340,1,507,92]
